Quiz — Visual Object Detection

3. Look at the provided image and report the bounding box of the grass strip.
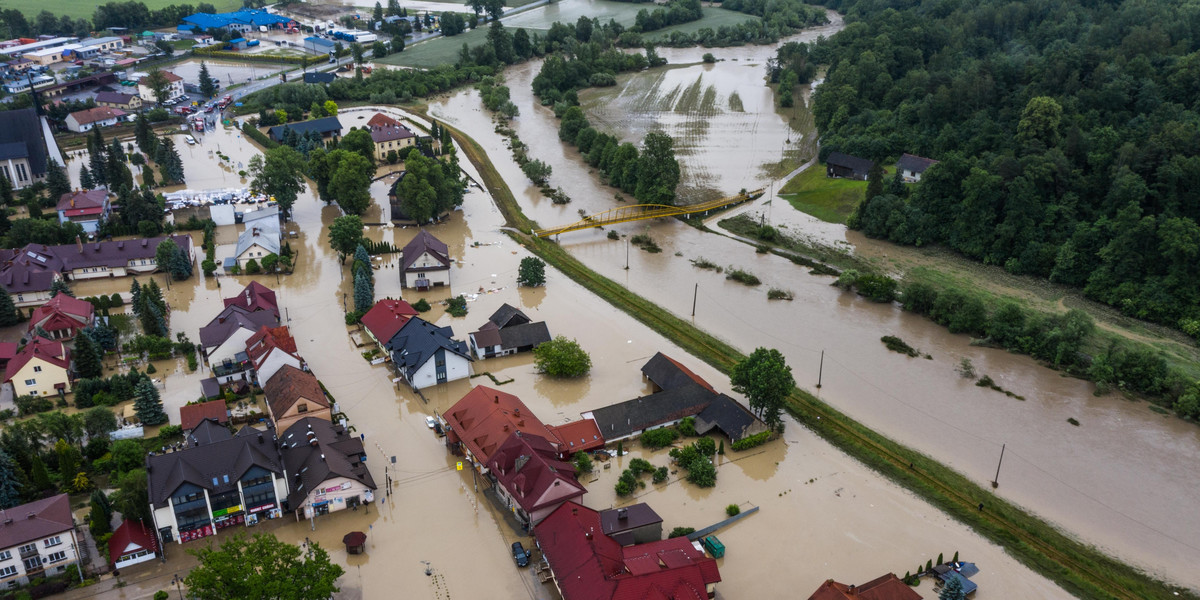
[438,117,1193,600]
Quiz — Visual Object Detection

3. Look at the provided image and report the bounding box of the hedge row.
[241,122,278,149]
[192,48,309,64]
[731,431,770,451]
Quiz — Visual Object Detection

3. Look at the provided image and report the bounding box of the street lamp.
[171,573,185,599]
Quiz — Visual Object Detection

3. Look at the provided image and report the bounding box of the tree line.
[805,0,1200,339]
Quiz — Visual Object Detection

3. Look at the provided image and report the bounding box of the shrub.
[629,458,654,475]
[881,335,919,357]
[726,504,740,516]
[767,288,794,300]
[413,298,431,312]
[344,310,363,325]
[245,259,262,274]
[731,431,770,451]
[677,416,696,436]
[573,452,593,473]
[668,527,695,539]
[201,259,217,276]
[703,53,716,63]
[685,457,716,487]
[446,295,468,317]
[607,230,620,240]
[630,234,662,253]
[653,466,668,483]
[854,273,897,302]
[615,469,637,496]
[726,269,761,286]
[641,427,679,448]
[693,437,716,456]
[533,336,592,377]
[155,591,170,600]
[691,257,720,271]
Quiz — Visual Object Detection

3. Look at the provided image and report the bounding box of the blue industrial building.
[179,9,294,33]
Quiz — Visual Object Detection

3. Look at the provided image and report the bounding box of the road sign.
[456,462,463,471]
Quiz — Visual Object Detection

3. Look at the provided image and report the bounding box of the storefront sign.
[212,505,243,518]
[249,503,275,514]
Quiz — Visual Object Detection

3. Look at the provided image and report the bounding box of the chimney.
[257,433,264,444]
[76,235,83,253]
[618,508,627,520]
[494,395,499,403]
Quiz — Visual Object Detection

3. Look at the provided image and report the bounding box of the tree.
[533,336,591,377]
[0,289,19,326]
[55,438,81,485]
[112,468,150,524]
[45,159,70,200]
[247,146,306,220]
[353,245,372,283]
[198,61,217,98]
[74,333,103,379]
[730,347,794,430]
[83,406,118,440]
[155,239,179,274]
[373,1,384,21]
[521,159,552,185]
[351,43,365,65]
[133,379,167,425]
[134,111,154,155]
[572,452,593,473]
[88,489,112,536]
[327,215,364,262]
[49,279,73,298]
[29,454,51,492]
[353,268,374,313]
[186,533,344,600]
[938,576,966,600]
[372,40,388,59]
[0,449,23,508]
[338,129,376,167]
[324,100,338,116]
[319,150,372,215]
[170,245,193,280]
[634,131,680,205]
[109,439,145,474]
[517,257,545,286]
[144,69,171,105]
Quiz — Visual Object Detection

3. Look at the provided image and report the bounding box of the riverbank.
[436,113,1197,600]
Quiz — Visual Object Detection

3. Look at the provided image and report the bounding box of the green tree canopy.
[328,215,364,262]
[517,257,545,286]
[634,131,680,205]
[730,347,794,430]
[248,146,307,220]
[185,533,344,600]
[533,336,591,377]
[133,379,167,425]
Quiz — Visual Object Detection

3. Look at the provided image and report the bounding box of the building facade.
[0,495,81,587]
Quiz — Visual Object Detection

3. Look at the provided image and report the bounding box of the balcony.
[18,547,38,559]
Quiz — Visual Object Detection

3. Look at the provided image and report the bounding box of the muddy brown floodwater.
[26,97,1077,599]
[425,9,1200,592]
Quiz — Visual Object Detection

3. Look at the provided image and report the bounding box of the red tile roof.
[223,281,279,320]
[807,574,923,600]
[68,106,127,126]
[535,502,721,600]
[550,419,606,454]
[246,325,299,369]
[444,386,557,465]
[485,432,585,516]
[3,337,69,383]
[360,299,418,345]
[367,113,401,129]
[262,364,329,421]
[56,189,107,212]
[0,494,74,549]
[28,293,93,337]
[179,399,229,432]
[108,519,157,567]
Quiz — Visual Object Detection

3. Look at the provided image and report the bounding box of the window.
[33,366,41,373]
[0,566,15,578]
[44,536,61,548]
[45,551,66,564]
[297,403,307,413]
[16,163,27,182]
[22,557,40,571]
[23,379,35,386]
[0,550,10,561]
[17,544,34,556]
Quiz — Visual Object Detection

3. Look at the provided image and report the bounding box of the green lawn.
[379,27,548,69]
[778,164,866,224]
[3,0,241,19]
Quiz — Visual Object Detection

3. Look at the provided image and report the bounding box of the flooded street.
[425,10,1200,590]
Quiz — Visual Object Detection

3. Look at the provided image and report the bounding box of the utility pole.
[691,283,698,317]
[992,443,1006,488]
[816,350,824,389]
[624,239,629,270]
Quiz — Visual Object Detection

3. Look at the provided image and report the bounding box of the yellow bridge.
[532,189,765,238]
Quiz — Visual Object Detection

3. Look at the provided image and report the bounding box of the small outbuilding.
[896,153,939,182]
[825,151,875,180]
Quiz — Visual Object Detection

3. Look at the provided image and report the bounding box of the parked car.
[425,416,437,429]
[511,542,529,568]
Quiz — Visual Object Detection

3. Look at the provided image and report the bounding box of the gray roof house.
[384,317,473,388]
[896,153,939,182]
[400,230,451,290]
[267,116,342,142]
[468,304,551,360]
[278,418,375,515]
[825,151,875,180]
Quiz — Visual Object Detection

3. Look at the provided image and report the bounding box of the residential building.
[599,504,663,546]
[108,519,158,570]
[180,9,294,33]
[400,230,451,290]
[137,70,184,104]
[0,246,61,308]
[262,365,331,432]
[233,225,280,269]
[0,343,17,374]
[360,298,418,348]
[384,317,472,389]
[535,502,721,600]
[56,189,111,233]
[147,425,288,544]
[179,399,229,433]
[222,281,280,321]
[198,305,277,379]
[441,386,558,471]
[485,432,585,528]
[932,562,979,596]
[245,325,303,385]
[0,108,51,190]
[807,573,923,600]
[53,235,194,281]
[468,303,551,359]
[582,352,768,443]
[3,337,71,397]
[367,114,417,162]
[825,152,875,180]
[0,495,81,586]
[94,91,143,111]
[279,418,375,520]
[267,117,342,143]
[65,106,129,132]
[896,153,938,182]
[27,294,94,340]
[548,419,605,455]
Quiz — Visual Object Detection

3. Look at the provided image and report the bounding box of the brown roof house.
[27,293,94,341]
[179,399,229,433]
[485,431,586,529]
[64,106,129,133]
[0,494,81,586]
[262,365,331,431]
[599,503,663,546]
[94,91,143,111]
[807,573,923,600]
[400,230,450,290]
[279,417,375,521]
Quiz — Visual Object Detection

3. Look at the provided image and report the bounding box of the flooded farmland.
[424,8,1200,591]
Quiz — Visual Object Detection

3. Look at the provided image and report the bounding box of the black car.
[511,542,530,567]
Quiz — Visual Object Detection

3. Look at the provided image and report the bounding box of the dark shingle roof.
[826,152,875,176]
[56,235,193,271]
[694,394,768,441]
[401,230,450,271]
[279,418,375,509]
[267,116,342,141]
[0,108,47,178]
[588,381,713,441]
[896,153,938,174]
[489,303,530,328]
[599,503,662,538]
[641,352,714,393]
[498,322,551,350]
[385,317,472,379]
[198,306,277,350]
[148,426,282,505]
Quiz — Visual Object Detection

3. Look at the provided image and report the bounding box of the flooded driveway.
[425,10,1200,590]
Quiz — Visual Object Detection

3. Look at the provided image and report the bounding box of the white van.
[259,25,268,33]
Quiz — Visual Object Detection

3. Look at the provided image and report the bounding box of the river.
[424,9,1200,592]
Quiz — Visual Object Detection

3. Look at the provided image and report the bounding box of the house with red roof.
[441,386,558,472]
[360,298,418,348]
[3,337,71,397]
[108,519,158,570]
[485,432,586,528]
[534,502,721,600]
[55,189,110,233]
[179,399,229,433]
[222,281,280,321]
[64,106,129,133]
[0,494,81,586]
[199,305,276,383]
[27,294,94,340]
[549,419,605,455]
[807,574,923,600]
[245,325,303,386]
[262,365,330,431]
[0,342,18,373]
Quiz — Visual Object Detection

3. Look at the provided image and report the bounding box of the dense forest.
[807,0,1200,336]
